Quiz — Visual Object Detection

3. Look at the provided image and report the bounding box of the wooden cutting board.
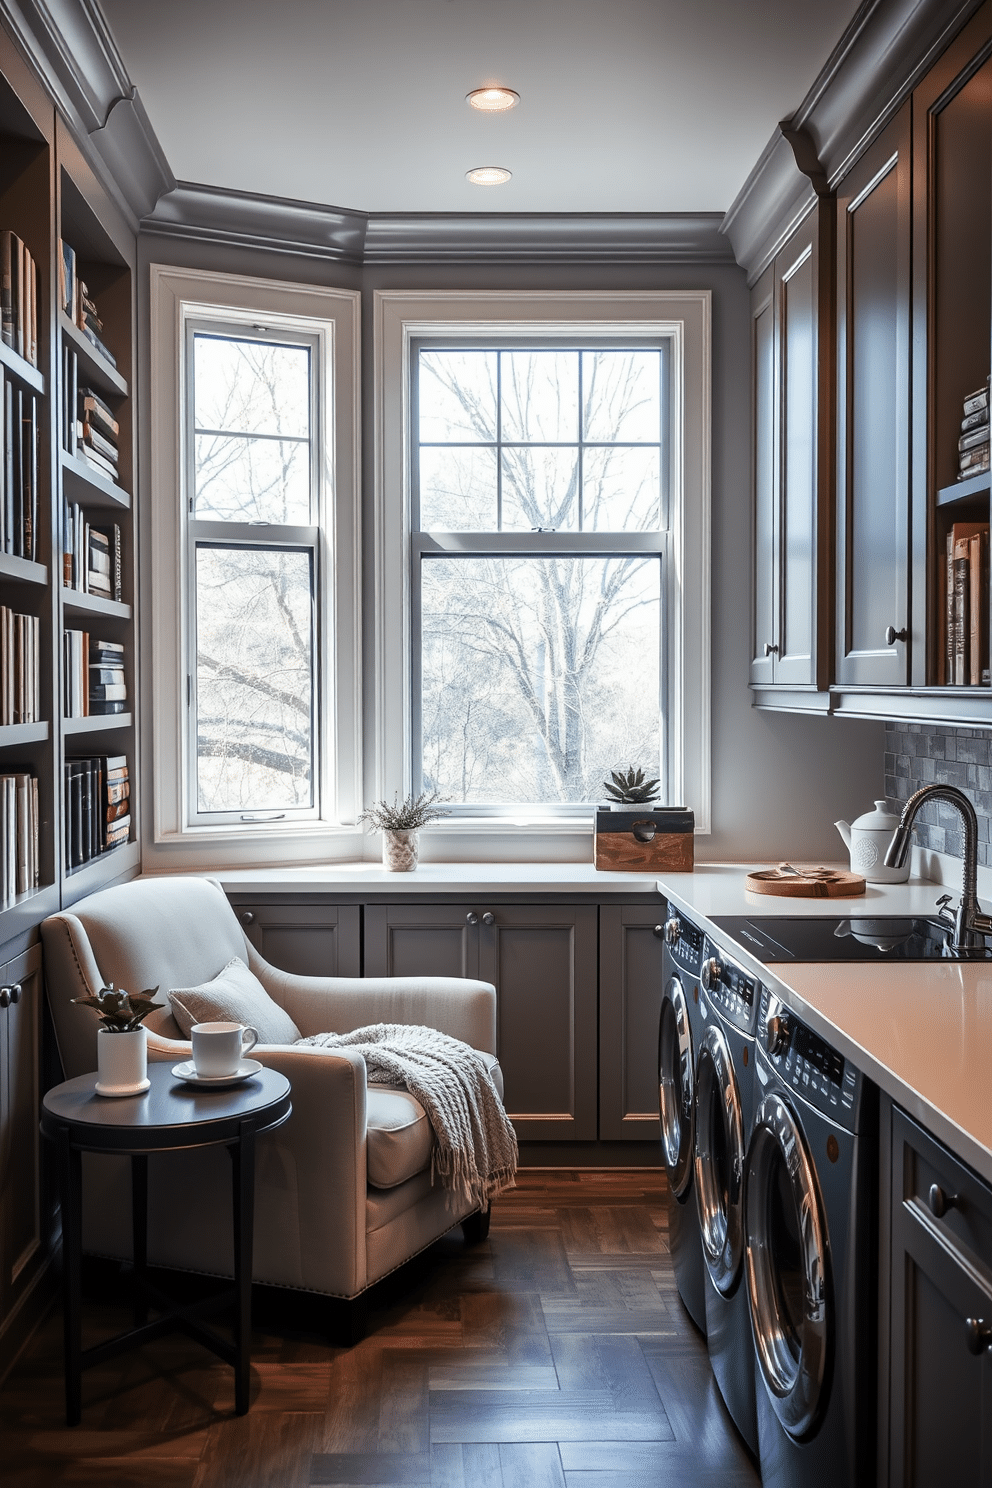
[745,867,867,898]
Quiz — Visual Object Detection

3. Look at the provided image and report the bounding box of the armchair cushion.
[169,956,302,1044]
[365,1048,504,1190]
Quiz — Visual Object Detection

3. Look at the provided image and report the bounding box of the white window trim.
[148,265,362,862]
[373,289,711,835]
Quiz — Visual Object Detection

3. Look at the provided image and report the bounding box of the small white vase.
[383,828,419,872]
[95,1025,150,1097]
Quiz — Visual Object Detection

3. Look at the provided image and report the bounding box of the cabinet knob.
[928,1183,956,1219]
[240,911,255,926]
[482,912,495,926]
[466,912,479,926]
[8,982,20,1004]
[885,625,908,646]
[966,1318,992,1355]
[0,987,9,1009]
[763,641,779,657]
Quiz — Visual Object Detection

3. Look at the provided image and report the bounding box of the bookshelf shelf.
[0,338,44,396]
[62,840,139,902]
[936,472,991,508]
[0,882,60,944]
[58,312,127,398]
[60,450,130,510]
[0,552,47,587]
[63,713,132,736]
[61,590,130,621]
[0,722,48,746]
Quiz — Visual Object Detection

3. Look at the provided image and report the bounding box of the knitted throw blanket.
[295,1023,518,1206]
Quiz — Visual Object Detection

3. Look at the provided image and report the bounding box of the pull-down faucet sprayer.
[884,784,992,954]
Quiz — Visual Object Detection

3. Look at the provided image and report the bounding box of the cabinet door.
[0,946,42,1330]
[364,903,482,980]
[232,901,362,978]
[598,905,665,1141]
[750,262,778,686]
[836,105,912,685]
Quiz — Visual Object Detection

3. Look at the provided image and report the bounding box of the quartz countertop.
[216,861,665,895]
[657,862,992,1185]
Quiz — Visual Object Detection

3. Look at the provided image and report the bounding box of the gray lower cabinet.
[598,904,665,1141]
[886,1103,992,1486]
[0,945,43,1345]
[232,901,362,979]
[365,901,598,1142]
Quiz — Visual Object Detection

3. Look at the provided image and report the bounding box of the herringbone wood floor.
[1,1169,760,1487]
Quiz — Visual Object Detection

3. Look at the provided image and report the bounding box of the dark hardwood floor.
[1,1168,760,1487]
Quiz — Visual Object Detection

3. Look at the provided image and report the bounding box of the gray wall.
[886,724,992,867]
[136,231,883,864]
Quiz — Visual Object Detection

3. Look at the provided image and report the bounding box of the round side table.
[42,1062,291,1425]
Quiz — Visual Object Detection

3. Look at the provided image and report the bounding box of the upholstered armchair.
[41,875,502,1332]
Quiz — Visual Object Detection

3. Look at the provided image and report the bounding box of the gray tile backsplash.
[885,725,992,867]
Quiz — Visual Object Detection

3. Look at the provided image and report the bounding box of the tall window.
[413,344,670,809]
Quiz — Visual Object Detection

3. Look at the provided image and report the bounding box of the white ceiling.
[99,0,860,216]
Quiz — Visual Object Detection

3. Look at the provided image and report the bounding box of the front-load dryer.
[695,934,761,1457]
[658,903,707,1334]
[744,986,876,1488]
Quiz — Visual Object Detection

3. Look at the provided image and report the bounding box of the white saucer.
[171,1058,262,1088]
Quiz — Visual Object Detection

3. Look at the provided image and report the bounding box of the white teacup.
[191,1020,259,1077]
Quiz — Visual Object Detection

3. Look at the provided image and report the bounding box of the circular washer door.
[745,1090,830,1439]
[658,975,695,1198]
[694,1022,745,1294]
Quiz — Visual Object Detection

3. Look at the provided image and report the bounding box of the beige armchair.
[41,875,502,1335]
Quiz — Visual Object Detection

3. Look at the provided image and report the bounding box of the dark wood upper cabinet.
[835,103,912,688]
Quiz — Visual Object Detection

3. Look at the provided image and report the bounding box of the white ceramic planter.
[383,829,419,872]
[95,1025,150,1097]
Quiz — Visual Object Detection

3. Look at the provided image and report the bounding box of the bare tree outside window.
[416,347,667,806]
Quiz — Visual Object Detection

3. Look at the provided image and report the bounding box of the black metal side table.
[41,1062,292,1425]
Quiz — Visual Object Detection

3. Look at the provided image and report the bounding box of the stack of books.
[0,770,39,904]
[957,379,991,480]
[0,605,40,724]
[945,519,990,685]
[1,229,39,366]
[89,638,126,715]
[59,240,117,368]
[1,375,39,560]
[64,754,128,868]
[76,386,120,484]
[62,501,123,601]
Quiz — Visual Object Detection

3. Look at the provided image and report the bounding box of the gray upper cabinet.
[835,104,912,687]
[751,203,832,696]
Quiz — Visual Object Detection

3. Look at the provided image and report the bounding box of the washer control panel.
[665,905,703,977]
[758,986,859,1120]
[700,937,761,1035]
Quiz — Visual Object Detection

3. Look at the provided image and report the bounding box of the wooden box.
[594,807,694,872]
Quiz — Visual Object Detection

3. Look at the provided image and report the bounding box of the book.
[81,422,118,464]
[79,388,118,436]
[80,322,117,369]
[58,239,76,318]
[969,529,990,686]
[959,426,990,454]
[949,522,988,684]
[79,443,118,483]
[963,384,990,417]
[962,407,989,434]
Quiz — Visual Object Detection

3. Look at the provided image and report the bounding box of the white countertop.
[657,863,992,1185]
[216,861,663,895]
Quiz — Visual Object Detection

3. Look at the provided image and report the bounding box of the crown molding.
[144,181,369,261]
[722,0,984,276]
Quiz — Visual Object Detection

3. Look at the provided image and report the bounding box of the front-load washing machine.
[658,903,707,1334]
[694,933,761,1457]
[744,985,876,1488]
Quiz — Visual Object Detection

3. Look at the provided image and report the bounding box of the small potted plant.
[602,766,662,809]
[359,789,450,872]
[73,983,161,1096]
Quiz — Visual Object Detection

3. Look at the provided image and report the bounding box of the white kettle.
[834,800,910,883]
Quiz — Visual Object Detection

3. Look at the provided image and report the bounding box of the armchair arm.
[249,947,497,1054]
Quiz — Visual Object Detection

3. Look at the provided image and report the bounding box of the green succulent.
[359,789,451,832]
[603,766,662,806]
[73,982,161,1032]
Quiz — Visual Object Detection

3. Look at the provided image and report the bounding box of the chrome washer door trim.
[659,975,695,1198]
[694,1022,745,1294]
[745,1090,830,1439]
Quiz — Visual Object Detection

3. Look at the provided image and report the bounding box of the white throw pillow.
[169,957,301,1044]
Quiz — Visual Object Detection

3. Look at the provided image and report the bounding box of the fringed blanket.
[295,1023,518,1206]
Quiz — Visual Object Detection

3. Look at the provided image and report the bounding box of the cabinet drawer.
[894,1106,992,1284]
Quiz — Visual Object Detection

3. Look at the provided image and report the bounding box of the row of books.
[944,520,990,686]
[61,346,122,485]
[956,379,990,481]
[64,631,126,718]
[1,771,39,906]
[0,606,41,726]
[1,230,39,367]
[58,240,116,369]
[64,754,129,869]
[1,373,39,560]
[62,500,123,601]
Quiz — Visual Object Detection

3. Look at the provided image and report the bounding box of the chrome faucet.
[884,784,992,954]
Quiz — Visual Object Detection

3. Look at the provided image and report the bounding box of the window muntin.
[413,343,670,811]
[186,325,321,825]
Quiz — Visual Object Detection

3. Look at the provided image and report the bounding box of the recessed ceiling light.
[466,166,512,186]
[467,87,519,113]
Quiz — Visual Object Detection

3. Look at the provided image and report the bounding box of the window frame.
[148,266,362,863]
[373,290,712,835]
